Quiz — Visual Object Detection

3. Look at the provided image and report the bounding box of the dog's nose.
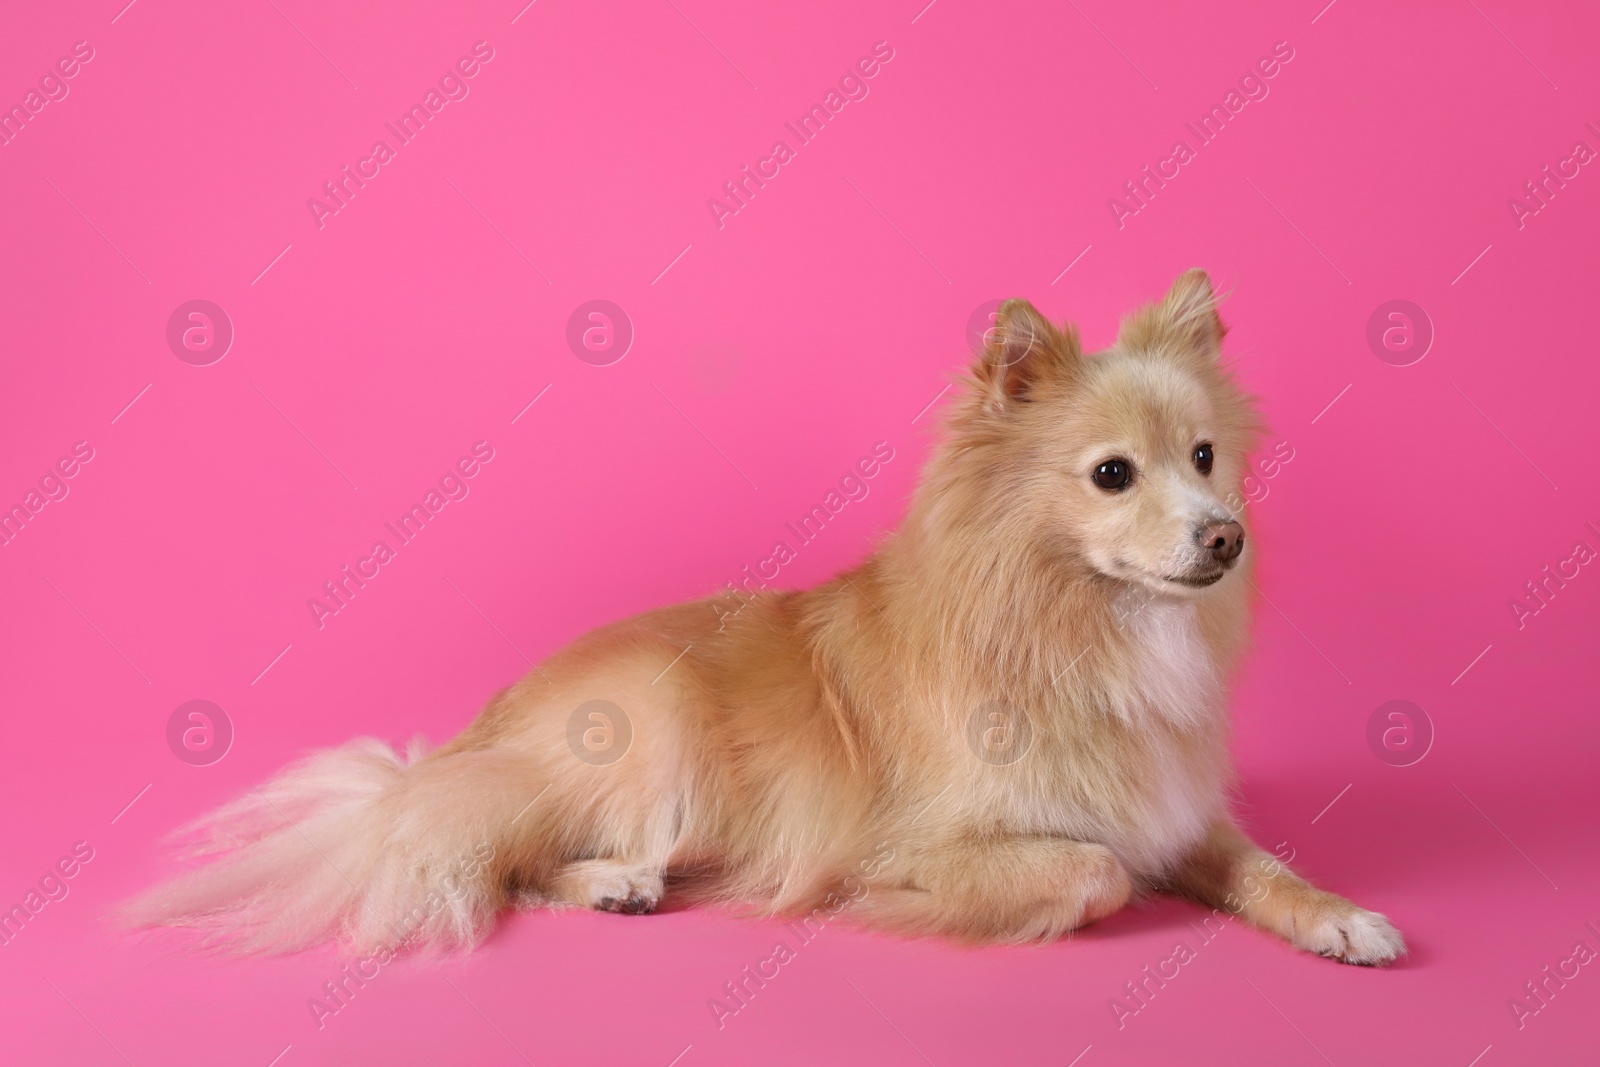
[1197,521,1245,563]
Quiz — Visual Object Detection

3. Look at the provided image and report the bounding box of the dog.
[124,270,1405,966]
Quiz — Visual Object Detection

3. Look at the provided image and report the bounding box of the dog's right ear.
[973,300,1080,412]
[1118,269,1227,368]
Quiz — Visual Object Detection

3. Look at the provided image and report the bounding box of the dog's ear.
[1120,269,1226,363]
[1161,269,1226,350]
[973,299,1080,410]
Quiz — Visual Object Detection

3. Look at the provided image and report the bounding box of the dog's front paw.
[1294,903,1406,966]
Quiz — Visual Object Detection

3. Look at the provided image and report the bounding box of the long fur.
[124,271,1405,965]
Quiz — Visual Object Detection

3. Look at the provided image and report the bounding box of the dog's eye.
[1093,459,1132,491]
[1194,443,1214,475]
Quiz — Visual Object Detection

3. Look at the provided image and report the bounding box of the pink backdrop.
[3,0,1597,1064]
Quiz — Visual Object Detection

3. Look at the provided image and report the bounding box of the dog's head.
[958,270,1261,598]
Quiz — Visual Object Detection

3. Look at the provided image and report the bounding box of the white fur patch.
[1103,591,1226,872]
[1113,591,1221,728]
[1114,732,1221,875]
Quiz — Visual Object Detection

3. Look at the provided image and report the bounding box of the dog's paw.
[597,890,659,915]
[551,860,664,916]
[1296,905,1406,966]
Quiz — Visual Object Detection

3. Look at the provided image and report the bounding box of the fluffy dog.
[125,270,1405,965]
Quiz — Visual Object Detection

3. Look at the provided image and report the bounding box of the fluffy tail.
[121,738,538,955]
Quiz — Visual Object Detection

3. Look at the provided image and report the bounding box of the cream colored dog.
[126,271,1405,965]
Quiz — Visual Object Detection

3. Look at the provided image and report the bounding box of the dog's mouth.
[1161,571,1225,588]
[1112,560,1231,591]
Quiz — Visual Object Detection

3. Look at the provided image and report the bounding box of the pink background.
[3,0,1597,1064]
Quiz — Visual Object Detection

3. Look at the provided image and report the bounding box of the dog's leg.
[1163,821,1405,965]
[537,779,686,916]
[859,835,1132,942]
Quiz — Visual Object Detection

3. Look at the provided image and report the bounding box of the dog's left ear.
[973,299,1080,411]
[1121,269,1227,364]
[1161,269,1225,351]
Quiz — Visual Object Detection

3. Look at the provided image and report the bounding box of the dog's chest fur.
[1112,591,1224,730]
[995,596,1228,876]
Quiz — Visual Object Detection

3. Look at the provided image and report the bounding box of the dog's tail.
[120,738,544,955]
